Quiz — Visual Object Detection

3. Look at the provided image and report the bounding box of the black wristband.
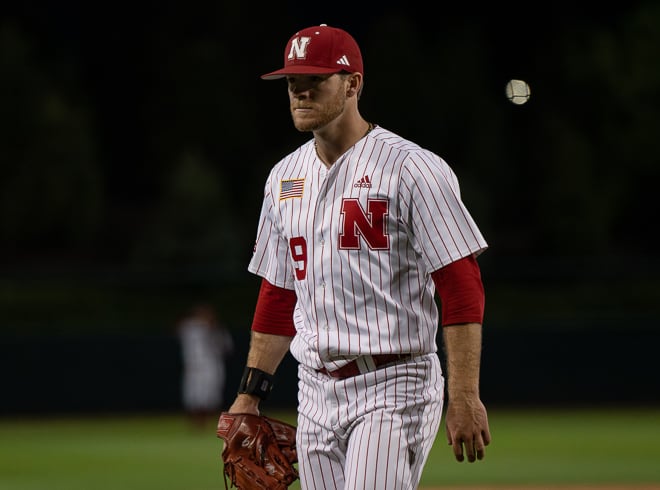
[238,367,274,400]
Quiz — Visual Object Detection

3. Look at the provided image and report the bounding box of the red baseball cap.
[261,24,363,80]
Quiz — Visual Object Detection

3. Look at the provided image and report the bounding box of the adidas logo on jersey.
[354,175,372,188]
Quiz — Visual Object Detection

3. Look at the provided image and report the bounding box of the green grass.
[419,407,660,487]
[0,407,658,489]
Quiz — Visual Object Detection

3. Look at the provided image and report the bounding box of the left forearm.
[442,323,483,400]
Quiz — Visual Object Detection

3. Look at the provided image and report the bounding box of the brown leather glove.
[216,412,298,490]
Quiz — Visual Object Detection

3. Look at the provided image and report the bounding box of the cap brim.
[261,65,344,80]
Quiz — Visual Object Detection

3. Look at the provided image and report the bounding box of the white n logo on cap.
[288,36,311,61]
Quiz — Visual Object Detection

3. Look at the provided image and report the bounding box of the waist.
[317,354,413,379]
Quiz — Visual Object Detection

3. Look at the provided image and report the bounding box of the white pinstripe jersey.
[248,125,487,372]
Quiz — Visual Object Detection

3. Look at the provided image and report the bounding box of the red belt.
[318,354,410,379]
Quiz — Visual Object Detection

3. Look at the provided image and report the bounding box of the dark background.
[1,2,659,415]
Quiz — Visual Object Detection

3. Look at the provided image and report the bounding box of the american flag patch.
[280,179,304,200]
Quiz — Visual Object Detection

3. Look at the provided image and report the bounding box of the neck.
[314,121,374,168]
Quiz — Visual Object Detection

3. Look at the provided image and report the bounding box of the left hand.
[444,397,491,462]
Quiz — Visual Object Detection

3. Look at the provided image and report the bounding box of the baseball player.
[178,303,234,429]
[225,24,491,489]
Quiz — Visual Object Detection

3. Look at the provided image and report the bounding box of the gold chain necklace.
[314,122,374,151]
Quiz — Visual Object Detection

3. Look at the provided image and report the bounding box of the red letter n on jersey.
[339,198,390,250]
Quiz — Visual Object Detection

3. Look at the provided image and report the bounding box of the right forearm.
[228,331,293,414]
[246,331,292,373]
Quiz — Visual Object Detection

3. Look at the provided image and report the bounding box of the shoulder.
[369,125,423,152]
[370,126,453,175]
[269,140,316,178]
[259,140,315,199]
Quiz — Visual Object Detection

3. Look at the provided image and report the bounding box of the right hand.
[226,393,261,415]
[219,394,261,453]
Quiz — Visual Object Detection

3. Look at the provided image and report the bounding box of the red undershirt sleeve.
[250,278,297,336]
[432,254,485,327]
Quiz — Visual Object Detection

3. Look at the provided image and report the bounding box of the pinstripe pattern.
[247,125,486,488]
[248,126,487,370]
[297,354,443,489]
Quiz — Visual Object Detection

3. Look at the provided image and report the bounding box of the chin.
[292,119,317,133]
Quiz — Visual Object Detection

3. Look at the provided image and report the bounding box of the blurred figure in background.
[177,303,234,429]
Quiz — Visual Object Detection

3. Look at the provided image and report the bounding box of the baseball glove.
[216,412,299,490]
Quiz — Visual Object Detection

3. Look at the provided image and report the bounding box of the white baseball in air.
[505,79,531,105]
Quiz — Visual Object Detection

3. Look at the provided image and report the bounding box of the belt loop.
[355,355,376,374]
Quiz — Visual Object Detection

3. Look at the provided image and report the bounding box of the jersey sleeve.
[432,255,485,326]
[247,174,296,290]
[251,278,297,336]
[400,150,487,272]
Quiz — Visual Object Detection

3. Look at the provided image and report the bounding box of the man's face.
[286,74,348,132]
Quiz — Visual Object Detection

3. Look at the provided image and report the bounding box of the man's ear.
[346,73,362,97]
